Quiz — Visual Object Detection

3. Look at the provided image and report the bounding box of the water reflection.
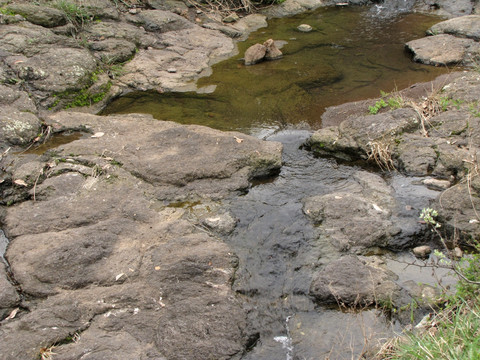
[102,6,448,134]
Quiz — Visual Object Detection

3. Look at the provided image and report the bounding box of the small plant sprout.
[420,207,440,228]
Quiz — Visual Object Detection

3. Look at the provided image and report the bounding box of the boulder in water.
[244,39,283,65]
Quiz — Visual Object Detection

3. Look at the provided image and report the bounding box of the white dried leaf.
[6,308,19,320]
[91,132,105,138]
[14,179,28,187]
[372,203,383,212]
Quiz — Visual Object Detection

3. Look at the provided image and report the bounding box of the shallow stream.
[103,5,455,359]
[103,6,447,136]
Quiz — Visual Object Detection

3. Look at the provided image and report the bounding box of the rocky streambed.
[1,0,480,359]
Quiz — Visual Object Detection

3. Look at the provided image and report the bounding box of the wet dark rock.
[303,171,401,254]
[0,264,20,320]
[6,3,66,28]
[406,34,480,66]
[428,15,480,40]
[310,255,400,307]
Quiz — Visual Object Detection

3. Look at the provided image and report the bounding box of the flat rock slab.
[43,112,282,200]
[428,15,480,40]
[118,26,235,92]
[0,112,282,359]
[406,34,480,66]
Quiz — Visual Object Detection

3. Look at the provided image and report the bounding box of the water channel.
[102,5,455,359]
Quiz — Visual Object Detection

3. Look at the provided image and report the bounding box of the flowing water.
[103,5,455,358]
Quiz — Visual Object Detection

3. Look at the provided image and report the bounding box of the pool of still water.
[102,6,448,136]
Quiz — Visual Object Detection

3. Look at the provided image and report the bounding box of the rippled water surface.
[103,6,447,135]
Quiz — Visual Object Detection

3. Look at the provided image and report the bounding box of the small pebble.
[413,245,432,258]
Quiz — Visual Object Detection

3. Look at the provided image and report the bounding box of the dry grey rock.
[414,0,474,18]
[203,212,237,235]
[428,15,480,40]
[88,38,137,63]
[83,21,157,48]
[126,9,193,33]
[0,107,42,147]
[422,178,451,190]
[406,34,480,66]
[310,255,399,307]
[223,13,240,23]
[6,3,66,28]
[146,0,189,14]
[117,26,235,92]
